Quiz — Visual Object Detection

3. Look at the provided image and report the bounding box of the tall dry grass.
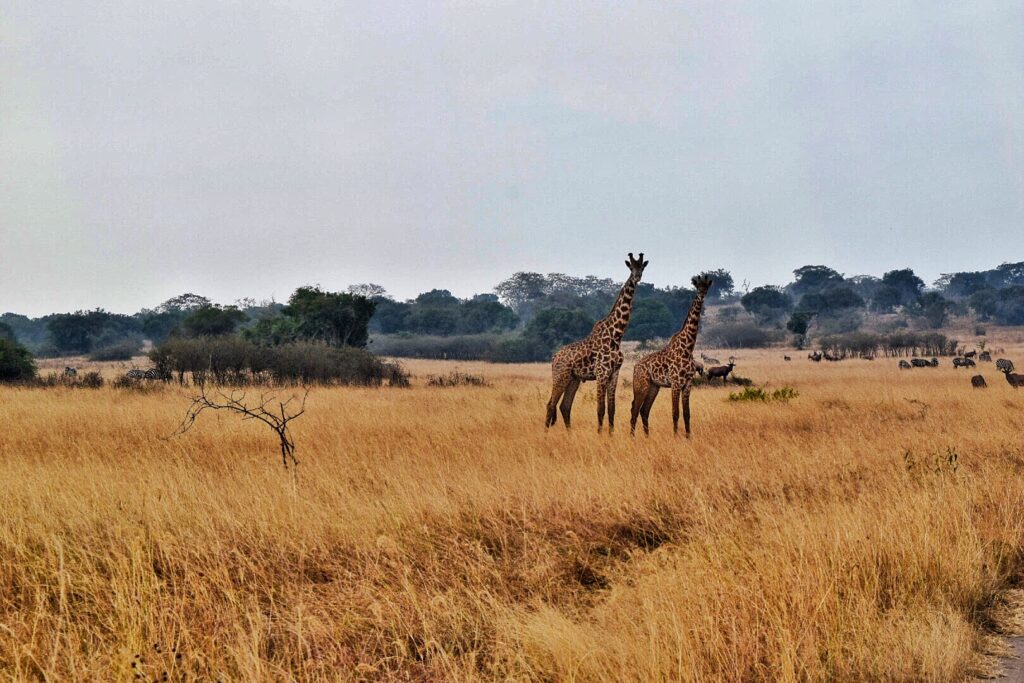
[2,350,1024,680]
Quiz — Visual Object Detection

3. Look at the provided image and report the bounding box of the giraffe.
[545,253,648,431]
[630,274,713,437]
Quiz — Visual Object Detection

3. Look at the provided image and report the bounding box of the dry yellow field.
[3,348,1024,681]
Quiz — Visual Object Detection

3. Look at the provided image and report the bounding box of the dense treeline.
[2,261,1023,365]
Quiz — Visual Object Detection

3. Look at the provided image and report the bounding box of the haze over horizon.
[3,2,1023,316]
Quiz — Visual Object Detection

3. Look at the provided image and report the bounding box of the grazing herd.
[896,349,1021,389]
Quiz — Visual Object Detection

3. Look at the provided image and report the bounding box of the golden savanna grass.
[3,347,1024,680]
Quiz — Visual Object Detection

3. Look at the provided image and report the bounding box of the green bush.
[728,385,798,402]
[0,339,36,382]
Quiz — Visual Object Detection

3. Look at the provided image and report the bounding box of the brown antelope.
[706,359,736,384]
[1003,368,1024,388]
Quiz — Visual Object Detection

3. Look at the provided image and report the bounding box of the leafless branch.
[169,384,309,469]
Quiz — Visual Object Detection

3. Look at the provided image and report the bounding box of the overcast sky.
[2,2,1023,315]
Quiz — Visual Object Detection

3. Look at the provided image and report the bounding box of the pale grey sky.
[2,1,1023,315]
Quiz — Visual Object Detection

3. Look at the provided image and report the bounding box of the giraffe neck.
[594,274,639,345]
[668,287,710,356]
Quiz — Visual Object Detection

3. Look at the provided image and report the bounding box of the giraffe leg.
[546,371,571,428]
[630,374,649,435]
[682,381,693,438]
[606,369,620,433]
[640,385,660,436]
[671,385,681,435]
[559,378,581,428]
[595,378,607,432]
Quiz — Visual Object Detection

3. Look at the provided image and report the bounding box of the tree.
[494,272,548,312]
[702,268,735,301]
[284,286,376,348]
[0,322,15,343]
[797,287,864,316]
[0,338,36,382]
[916,292,950,329]
[46,309,141,355]
[786,311,815,348]
[156,293,213,313]
[940,271,990,299]
[369,299,411,334]
[969,288,999,321]
[407,305,459,335]
[414,289,460,306]
[624,299,674,341]
[992,261,1024,288]
[846,275,882,301]
[789,266,843,298]
[180,305,249,337]
[522,307,594,350]
[871,285,903,313]
[456,300,518,334]
[347,283,389,299]
[740,286,793,324]
[880,269,925,306]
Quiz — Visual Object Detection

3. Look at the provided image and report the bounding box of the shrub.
[150,338,408,386]
[89,341,141,361]
[728,385,798,402]
[426,372,489,387]
[0,339,36,382]
[702,322,778,349]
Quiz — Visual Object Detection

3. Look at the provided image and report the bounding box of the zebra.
[930,358,939,367]
[808,351,822,362]
[952,357,976,368]
[63,366,77,377]
[125,368,162,380]
[910,358,931,368]
[979,351,992,362]
[898,360,911,369]
[996,359,1015,373]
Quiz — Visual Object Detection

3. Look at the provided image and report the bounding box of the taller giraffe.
[545,253,648,431]
[630,274,713,437]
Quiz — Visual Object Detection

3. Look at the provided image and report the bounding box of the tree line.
[1,262,1023,373]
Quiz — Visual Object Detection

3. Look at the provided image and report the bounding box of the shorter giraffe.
[630,274,713,437]
[545,253,648,431]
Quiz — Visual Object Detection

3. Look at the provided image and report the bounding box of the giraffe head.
[625,253,648,283]
[691,273,713,294]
